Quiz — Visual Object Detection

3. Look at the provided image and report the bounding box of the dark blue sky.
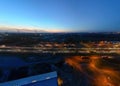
[0,0,120,32]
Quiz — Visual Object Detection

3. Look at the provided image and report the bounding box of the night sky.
[0,0,120,32]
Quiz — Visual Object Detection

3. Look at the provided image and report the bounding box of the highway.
[0,46,120,54]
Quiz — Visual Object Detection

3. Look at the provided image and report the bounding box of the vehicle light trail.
[89,56,120,86]
[65,56,120,86]
[65,56,83,72]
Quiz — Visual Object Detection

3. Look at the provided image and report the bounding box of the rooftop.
[0,71,58,86]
